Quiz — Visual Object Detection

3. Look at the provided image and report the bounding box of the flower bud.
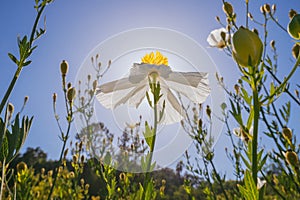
[232,27,263,67]
[17,162,28,173]
[67,82,72,89]
[295,89,299,98]
[260,6,265,15]
[69,172,75,179]
[288,14,300,40]
[67,87,76,102]
[292,43,300,59]
[24,96,29,104]
[63,148,69,159]
[48,170,53,177]
[93,80,98,90]
[80,178,85,185]
[223,2,234,16]
[73,155,78,163]
[215,16,220,22]
[60,60,69,76]
[248,12,253,20]
[271,4,276,13]
[206,105,211,119]
[234,84,240,95]
[282,127,293,140]
[7,103,14,117]
[119,172,126,181]
[270,40,275,49]
[52,93,57,103]
[263,4,271,13]
[289,9,297,19]
[285,150,299,167]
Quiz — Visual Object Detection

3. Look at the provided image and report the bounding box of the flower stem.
[252,85,259,185]
[143,84,159,199]
[0,4,47,115]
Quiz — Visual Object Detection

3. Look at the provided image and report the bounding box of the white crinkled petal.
[166,72,210,104]
[129,63,172,83]
[207,28,227,47]
[96,77,147,109]
[158,85,185,125]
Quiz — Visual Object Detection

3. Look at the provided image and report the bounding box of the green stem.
[143,92,158,199]
[47,109,73,200]
[209,160,229,200]
[252,84,259,185]
[0,4,47,115]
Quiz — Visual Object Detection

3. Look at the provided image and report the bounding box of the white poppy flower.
[207,28,229,48]
[96,52,211,125]
[257,177,266,189]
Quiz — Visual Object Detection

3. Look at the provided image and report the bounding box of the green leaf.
[23,60,32,66]
[159,100,165,122]
[241,154,251,170]
[0,135,9,161]
[143,122,154,149]
[238,170,259,200]
[246,108,254,130]
[241,87,252,105]
[146,92,152,108]
[8,53,19,65]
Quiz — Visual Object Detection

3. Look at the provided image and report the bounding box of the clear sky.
[0,0,299,177]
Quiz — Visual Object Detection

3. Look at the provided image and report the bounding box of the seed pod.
[232,27,263,67]
[285,150,299,167]
[223,2,234,16]
[67,87,76,102]
[282,127,293,140]
[288,14,300,40]
[60,60,69,76]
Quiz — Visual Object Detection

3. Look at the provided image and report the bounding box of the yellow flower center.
[141,51,168,65]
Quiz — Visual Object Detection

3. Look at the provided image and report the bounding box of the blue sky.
[0,0,299,177]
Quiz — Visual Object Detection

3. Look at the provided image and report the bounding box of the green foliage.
[0,113,33,164]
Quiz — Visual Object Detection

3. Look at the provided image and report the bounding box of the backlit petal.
[96,77,147,109]
[129,63,172,83]
[158,85,185,124]
[166,72,210,104]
